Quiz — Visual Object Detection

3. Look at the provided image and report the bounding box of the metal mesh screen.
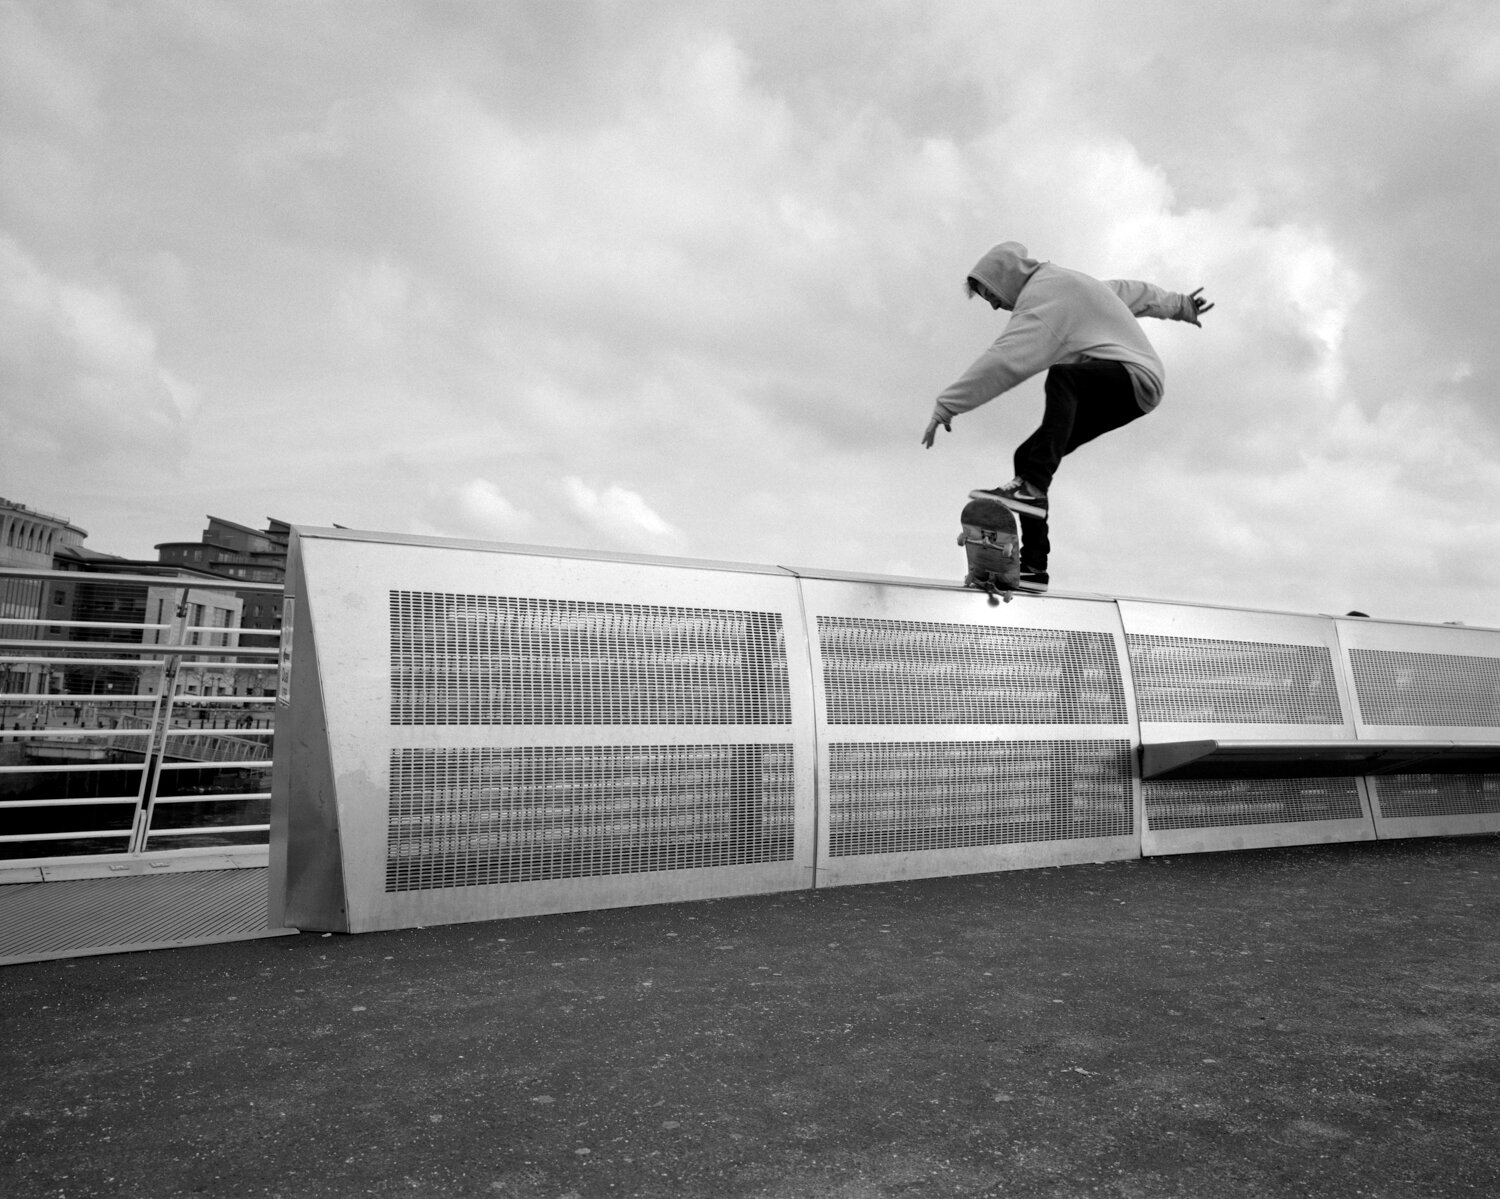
[391,592,791,726]
[386,743,796,891]
[1127,635,1345,724]
[1348,648,1500,727]
[1371,774,1500,819]
[817,618,1127,726]
[827,739,1132,856]
[1143,778,1364,830]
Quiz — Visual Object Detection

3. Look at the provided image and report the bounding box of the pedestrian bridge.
[270,526,1500,934]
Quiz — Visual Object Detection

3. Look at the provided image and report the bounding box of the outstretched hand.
[922,412,951,449]
[1185,287,1215,326]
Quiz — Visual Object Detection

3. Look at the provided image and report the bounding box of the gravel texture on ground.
[3,836,1499,1198]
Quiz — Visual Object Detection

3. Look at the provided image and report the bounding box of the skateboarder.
[922,242,1213,591]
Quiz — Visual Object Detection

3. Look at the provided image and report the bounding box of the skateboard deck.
[959,494,1021,599]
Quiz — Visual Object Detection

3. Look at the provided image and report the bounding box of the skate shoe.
[969,478,1049,518]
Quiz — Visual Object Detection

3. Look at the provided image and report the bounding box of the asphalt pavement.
[4,835,1499,1198]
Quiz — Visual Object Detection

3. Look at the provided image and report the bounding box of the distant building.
[49,546,247,697]
[1,497,88,693]
[0,497,87,567]
[2,503,285,698]
[155,517,288,648]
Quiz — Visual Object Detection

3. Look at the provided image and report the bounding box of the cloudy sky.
[3,1,1498,624]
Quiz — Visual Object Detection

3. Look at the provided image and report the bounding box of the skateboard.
[958,494,1021,603]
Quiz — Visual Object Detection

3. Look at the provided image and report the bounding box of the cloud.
[0,1,103,238]
[561,476,687,556]
[0,234,189,465]
[2,0,1498,622]
[439,478,535,542]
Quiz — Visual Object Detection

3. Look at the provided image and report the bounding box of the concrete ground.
[3,835,1498,1199]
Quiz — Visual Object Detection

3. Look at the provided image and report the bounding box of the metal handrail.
[0,694,167,704]
[0,566,284,592]
[0,729,154,742]
[144,823,268,839]
[0,829,133,843]
[0,656,164,667]
[0,565,283,868]
[0,620,175,630]
[0,648,277,661]
[168,695,275,705]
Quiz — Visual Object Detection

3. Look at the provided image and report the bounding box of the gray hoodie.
[934,242,1203,421]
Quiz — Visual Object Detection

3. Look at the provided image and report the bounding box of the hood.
[968,241,1043,311]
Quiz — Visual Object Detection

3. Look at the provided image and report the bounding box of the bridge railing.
[0,567,282,879]
[270,526,1500,935]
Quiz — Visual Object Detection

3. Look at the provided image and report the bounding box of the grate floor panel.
[0,867,296,965]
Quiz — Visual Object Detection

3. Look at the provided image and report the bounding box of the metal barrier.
[1335,616,1500,839]
[269,531,819,933]
[797,574,1139,887]
[0,568,281,880]
[1122,599,1378,855]
[270,528,1500,934]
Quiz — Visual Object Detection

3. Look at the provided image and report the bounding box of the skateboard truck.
[959,495,1021,604]
[960,541,1014,604]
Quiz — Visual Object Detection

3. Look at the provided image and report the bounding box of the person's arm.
[922,311,1061,447]
[1107,280,1214,325]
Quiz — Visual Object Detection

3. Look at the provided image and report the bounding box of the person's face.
[974,281,1002,310]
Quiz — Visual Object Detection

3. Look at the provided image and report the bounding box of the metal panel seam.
[1108,599,1147,851]
[786,569,823,890]
[1330,617,1387,838]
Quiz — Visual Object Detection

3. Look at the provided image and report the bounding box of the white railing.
[0,566,282,876]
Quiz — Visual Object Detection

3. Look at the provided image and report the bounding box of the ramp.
[0,867,296,965]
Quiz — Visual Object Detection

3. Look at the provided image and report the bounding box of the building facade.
[1,497,88,693]
[156,517,287,649]
[3,503,284,697]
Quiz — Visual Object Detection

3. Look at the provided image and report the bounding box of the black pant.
[1012,359,1145,572]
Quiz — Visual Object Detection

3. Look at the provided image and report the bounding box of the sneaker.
[1017,568,1049,593]
[969,477,1049,517]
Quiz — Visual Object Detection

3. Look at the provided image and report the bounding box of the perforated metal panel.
[797,579,1141,886]
[1121,603,1370,854]
[828,740,1132,856]
[1333,618,1500,838]
[1365,771,1500,837]
[817,617,1127,726]
[275,528,1500,935]
[1143,777,1365,831]
[387,743,796,890]
[271,530,818,932]
[1368,780,1500,828]
[1348,649,1500,728]
[391,592,791,726]
[1127,635,1345,725]
[1369,773,1500,820]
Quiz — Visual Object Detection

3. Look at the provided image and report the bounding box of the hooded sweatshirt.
[933,242,1202,421]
